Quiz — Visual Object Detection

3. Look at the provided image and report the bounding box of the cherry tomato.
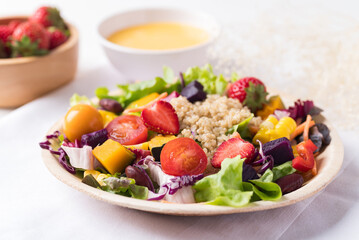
[106,115,148,145]
[160,137,207,176]
[64,104,104,142]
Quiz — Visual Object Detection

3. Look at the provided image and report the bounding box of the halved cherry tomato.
[106,115,148,145]
[292,140,318,172]
[64,104,103,142]
[160,137,207,176]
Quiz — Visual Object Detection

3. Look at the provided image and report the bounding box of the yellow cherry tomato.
[64,104,104,142]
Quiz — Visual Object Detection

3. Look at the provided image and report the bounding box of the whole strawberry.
[11,21,50,57]
[227,77,268,112]
[8,20,22,33]
[30,6,66,30]
[0,25,12,43]
[47,27,68,49]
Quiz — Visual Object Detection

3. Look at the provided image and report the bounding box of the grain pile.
[170,95,261,160]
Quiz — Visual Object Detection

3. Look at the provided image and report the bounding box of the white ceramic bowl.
[97,8,220,81]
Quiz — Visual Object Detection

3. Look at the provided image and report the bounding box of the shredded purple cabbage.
[63,139,82,148]
[166,174,204,195]
[39,131,76,174]
[162,91,180,103]
[58,148,76,174]
[138,157,203,201]
[39,131,61,155]
[81,129,108,148]
[130,148,151,163]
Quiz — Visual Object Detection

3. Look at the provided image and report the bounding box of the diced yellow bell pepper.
[126,142,149,150]
[271,117,297,140]
[253,116,296,144]
[253,116,277,144]
[126,92,160,109]
[92,139,135,174]
[256,95,285,120]
[84,170,101,179]
[99,110,117,127]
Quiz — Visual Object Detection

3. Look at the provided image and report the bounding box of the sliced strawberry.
[211,138,255,168]
[141,100,180,135]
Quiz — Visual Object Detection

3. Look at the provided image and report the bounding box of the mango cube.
[92,139,135,174]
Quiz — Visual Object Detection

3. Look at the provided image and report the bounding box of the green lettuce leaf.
[193,156,253,207]
[94,67,181,108]
[259,169,274,182]
[231,72,240,83]
[258,161,296,183]
[271,161,296,182]
[249,180,282,201]
[70,93,96,107]
[226,114,254,140]
[162,66,175,84]
[182,64,229,95]
[193,156,282,207]
[92,64,227,108]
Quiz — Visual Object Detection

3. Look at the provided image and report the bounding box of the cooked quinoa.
[170,95,261,172]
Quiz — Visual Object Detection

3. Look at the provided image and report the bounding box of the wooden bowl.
[0,17,78,108]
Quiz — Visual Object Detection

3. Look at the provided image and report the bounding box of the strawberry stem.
[243,82,268,112]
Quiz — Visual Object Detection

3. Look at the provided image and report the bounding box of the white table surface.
[1,1,359,239]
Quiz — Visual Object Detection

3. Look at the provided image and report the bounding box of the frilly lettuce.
[70,93,96,107]
[182,64,228,95]
[102,177,148,200]
[94,64,228,108]
[193,156,282,207]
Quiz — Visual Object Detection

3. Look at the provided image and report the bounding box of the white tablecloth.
[1,1,359,239]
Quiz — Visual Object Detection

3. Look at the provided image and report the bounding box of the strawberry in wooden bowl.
[0,6,78,108]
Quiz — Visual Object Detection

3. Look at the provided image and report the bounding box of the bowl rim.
[97,7,221,55]
[0,16,78,65]
[41,91,344,216]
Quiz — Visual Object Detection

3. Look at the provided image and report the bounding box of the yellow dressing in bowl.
[107,22,209,50]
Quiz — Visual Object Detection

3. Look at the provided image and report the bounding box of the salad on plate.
[40,65,331,207]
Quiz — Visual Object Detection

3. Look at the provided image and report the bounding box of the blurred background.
[1,0,358,131]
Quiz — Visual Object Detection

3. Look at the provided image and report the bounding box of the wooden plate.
[41,103,343,216]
